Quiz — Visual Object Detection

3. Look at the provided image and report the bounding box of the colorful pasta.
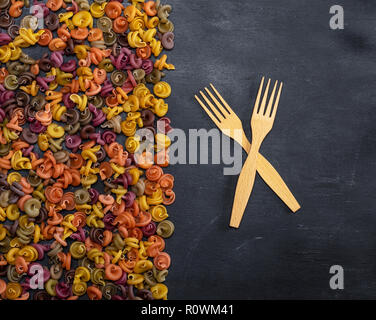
[0,0,175,300]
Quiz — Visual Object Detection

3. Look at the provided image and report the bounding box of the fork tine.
[258,78,271,115]
[209,84,234,115]
[253,77,265,116]
[195,95,221,126]
[204,87,229,118]
[199,90,224,122]
[265,80,278,117]
[271,82,283,119]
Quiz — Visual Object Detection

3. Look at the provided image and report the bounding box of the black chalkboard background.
[165,0,376,299]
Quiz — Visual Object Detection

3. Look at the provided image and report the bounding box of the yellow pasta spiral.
[121,119,137,137]
[129,16,145,31]
[70,94,88,112]
[0,224,6,241]
[45,279,57,296]
[3,126,20,142]
[124,237,139,249]
[51,104,67,121]
[133,83,149,97]
[147,188,164,205]
[74,266,91,283]
[155,133,171,150]
[6,248,19,264]
[0,45,11,63]
[127,168,143,185]
[11,150,32,170]
[37,133,49,151]
[138,94,153,109]
[6,204,20,221]
[72,281,87,296]
[150,205,168,222]
[150,38,162,57]
[18,245,38,262]
[14,29,45,47]
[86,214,104,228]
[5,282,22,300]
[74,44,90,59]
[7,172,21,184]
[20,80,39,96]
[90,2,107,18]
[0,208,6,222]
[144,15,159,29]
[125,136,140,153]
[127,31,146,48]
[70,241,87,259]
[151,283,168,300]
[140,28,156,43]
[127,273,144,285]
[134,259,153,273]
[152,98,168,117]
[153,81,171,98]
[138,195,149,211]
[87,248,104,265]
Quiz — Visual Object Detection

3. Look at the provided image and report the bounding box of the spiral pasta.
[0,0,175,301]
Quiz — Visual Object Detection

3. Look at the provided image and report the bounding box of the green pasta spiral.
[69,241,87,259]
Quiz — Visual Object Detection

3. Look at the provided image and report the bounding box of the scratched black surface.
[164,0,376,299]
[6,0,375,300]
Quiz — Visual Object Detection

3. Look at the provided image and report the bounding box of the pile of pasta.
[0,0,175,300]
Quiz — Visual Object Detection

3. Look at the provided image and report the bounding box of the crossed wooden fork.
[195,77,300,228]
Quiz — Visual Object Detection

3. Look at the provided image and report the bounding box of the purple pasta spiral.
[157,117,173,134]
[103,213,116,231]
[36,76,55,92]
[115,271,127,285]
[122,191,135,207]
[126,70,137,87]
[0,108,5,122]
[102,130,116,144]
[0,90,15,104]
[101,80,114,97]
[110,52,129,70]
[88,188,99,204]
[89,103,106,126]
[142,221,157,237]
[113,173,128,189]
[29,120,47,133]
[142,59,154,75]
[129,53,143,69]
[63,93,75,109]
[60,59,76,72]
[65,134,81,149]
[22,145,34,157]
[0,33,12,45]
[89,132,105,145]
[161,32,175,50]
[70,227,86,242]
[55,282,72,299]
[31,244,50,260]
[50,51,64,68]
[32,1,50,17]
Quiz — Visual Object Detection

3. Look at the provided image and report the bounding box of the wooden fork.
[195,84,300,214]
[230,77,283,228]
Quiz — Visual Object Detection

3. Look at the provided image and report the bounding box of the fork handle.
[230,140,262,228]
[256,153,301,212]
[239,134,300,213]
